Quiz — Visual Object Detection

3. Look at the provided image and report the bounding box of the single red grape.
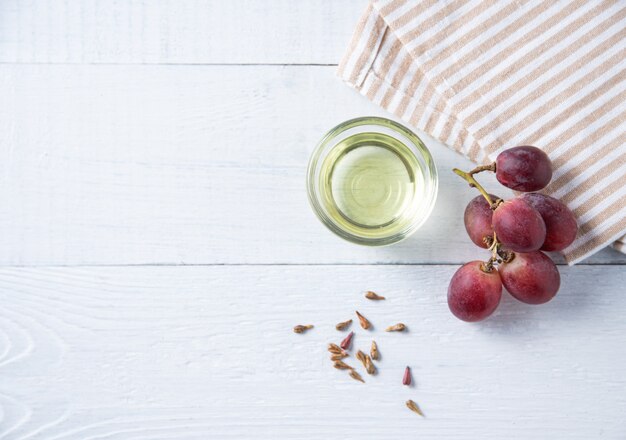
[493,198,546,252]
[464,194,499,248]
[499,251,560,304]
[496,146,553,192]
[447,261,502,322]
[520,193,577,251]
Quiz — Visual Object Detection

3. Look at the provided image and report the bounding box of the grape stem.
[488,232,501,260]
[467,162,496,175]
[481,233,504,272]
[452,166,500,209]
[484,232,515,267]
[480,257,496,273]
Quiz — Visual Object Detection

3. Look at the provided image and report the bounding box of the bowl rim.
[306,116,438,246]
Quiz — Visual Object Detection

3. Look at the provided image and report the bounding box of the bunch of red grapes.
[448,146,578,322]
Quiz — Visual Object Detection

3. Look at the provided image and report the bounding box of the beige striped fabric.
[338,0,626,264]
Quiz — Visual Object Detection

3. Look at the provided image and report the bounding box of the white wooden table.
[1,1,625,439]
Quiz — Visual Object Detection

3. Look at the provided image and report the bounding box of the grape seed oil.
[307,117,438,245]
[318,132,424,240]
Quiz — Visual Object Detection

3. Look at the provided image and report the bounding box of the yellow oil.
[319,132,424,239]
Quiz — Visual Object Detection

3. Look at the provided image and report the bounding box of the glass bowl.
[307,116,438,246]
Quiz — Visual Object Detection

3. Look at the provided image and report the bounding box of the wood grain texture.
[0,266,624,439]
[0,0,363,65]
[1,64,623,266]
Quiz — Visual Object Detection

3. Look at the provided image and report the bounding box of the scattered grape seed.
[370,340,379,360]
[355,311,372,330]
[340,331,354,350]
[355,350,375,375]
[293,324,314,334]
[365,291,386,300]
[406,400,424,417]
[333,360,353,370]
[349,370,365,383]
[327,343,347,356]
[356,350,366,362]
[330,353,348,361]
[385,323,406,332]
[296,302,423,413]
[364,355,376,375]
[402,366,411,385]
[335,319,353,331]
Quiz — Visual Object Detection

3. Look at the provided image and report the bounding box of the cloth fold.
[339,0,626,264]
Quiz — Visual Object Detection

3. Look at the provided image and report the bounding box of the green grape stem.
[481,232,509,271]
[452,163,499,209]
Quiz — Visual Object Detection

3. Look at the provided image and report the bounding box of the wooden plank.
[0,0,364,65]
[1,64,623,266]
[0,265,624,438]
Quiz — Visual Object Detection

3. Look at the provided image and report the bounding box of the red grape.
[496,146,553,192]
[464,194,499,248]
[447,261,502,322]
[520,193,577,251]
[499,251,560,304]
[493,198,546,252]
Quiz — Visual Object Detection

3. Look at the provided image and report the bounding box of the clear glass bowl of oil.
[307,117,438,245]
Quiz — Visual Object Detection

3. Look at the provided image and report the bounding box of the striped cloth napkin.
[338,0,626,264]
